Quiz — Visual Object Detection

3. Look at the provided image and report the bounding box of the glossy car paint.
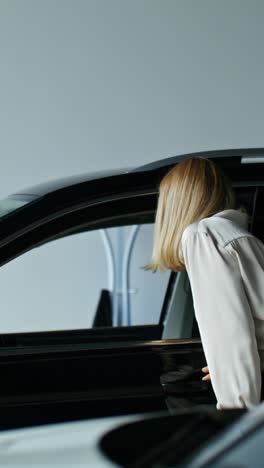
[0,414,139,467]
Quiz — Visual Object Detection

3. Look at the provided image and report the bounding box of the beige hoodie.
[182,209,264,410]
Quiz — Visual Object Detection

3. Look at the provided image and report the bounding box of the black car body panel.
[0,338,213,430]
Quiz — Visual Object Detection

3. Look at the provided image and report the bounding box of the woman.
[149,157,264,409]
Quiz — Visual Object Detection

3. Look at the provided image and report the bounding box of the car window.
[0,223,170,333]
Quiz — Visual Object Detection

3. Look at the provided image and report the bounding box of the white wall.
[0,0,263,331]
[0,0,264,196]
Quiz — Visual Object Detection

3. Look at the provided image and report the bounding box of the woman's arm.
[182,231,261,409]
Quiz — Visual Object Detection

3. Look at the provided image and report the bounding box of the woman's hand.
[202,366,211,381]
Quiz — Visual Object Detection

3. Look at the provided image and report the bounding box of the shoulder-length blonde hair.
[148,157,236,272]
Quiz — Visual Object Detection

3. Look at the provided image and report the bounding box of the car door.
[0,175,212,431]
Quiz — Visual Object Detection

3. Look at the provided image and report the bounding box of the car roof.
[11,148,264,198]
[132,147,264,171]
[12,168,130,198]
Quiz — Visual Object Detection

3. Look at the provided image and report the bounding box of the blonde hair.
[148,157,236,272]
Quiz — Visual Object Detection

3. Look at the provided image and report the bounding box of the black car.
[0,148,263,433]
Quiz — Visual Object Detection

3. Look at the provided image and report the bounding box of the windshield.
[0,196,33,219]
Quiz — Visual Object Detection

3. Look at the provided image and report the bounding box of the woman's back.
[182,208,264,409]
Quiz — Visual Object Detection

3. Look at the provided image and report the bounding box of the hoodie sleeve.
[182,231,261,409]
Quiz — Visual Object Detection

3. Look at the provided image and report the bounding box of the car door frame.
[0,156,263,429]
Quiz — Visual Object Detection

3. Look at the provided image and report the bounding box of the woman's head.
[149,157,236,272]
